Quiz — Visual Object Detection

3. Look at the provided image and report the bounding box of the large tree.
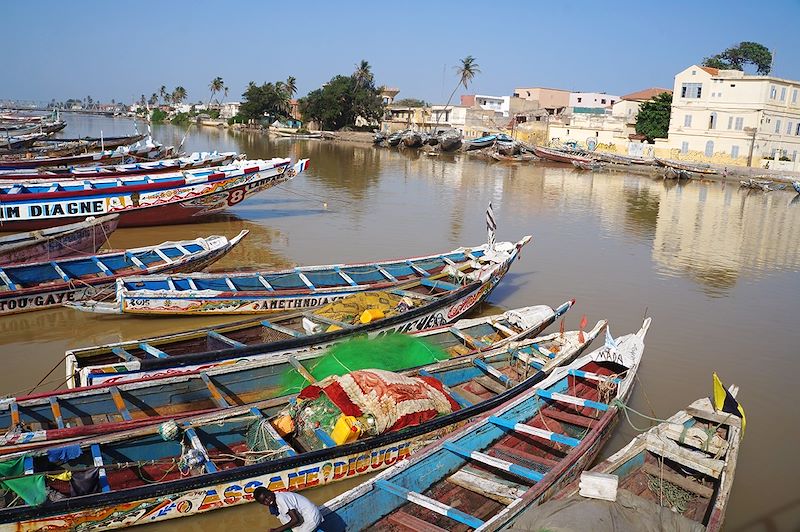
[171,86,187,105]
[239,81,291,121]
[208,76,224,106]
[436,55,480,127]
[702,41,772,75]
[299,74,384,130]
[635,92,672,142]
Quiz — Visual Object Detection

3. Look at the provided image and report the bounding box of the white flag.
[486,203,496,247]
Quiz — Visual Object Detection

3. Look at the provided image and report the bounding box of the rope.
[612,399,670,432]
[25,355,69,395]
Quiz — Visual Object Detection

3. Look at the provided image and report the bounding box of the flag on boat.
[486,203,496,247]
[712,372,746,435]
[604,326,617,350]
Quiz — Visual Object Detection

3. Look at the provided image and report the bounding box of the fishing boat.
[0,158,307,231]
[320,318,651,531]
[0,133,49,152]
[571,160,606,171]
[495,134,519,156]
[533,146,594,165]
[66,235,527,317]
[465,135,497,151]
[0,319,607,530]
[793,181,800,194]
[438,130,463,152]
[0,214,119,265]
[663,167,693,180]
[739,178,775,191]
[0,138,169,171]
[272,130,323,139]
[0,120,66,137]
[1,302,580,451]
[402,131,424,148]
[592,152,657,166]
[0,231,247,315]
[36,133,147,150]
[656,158,717,175]
[490,153,537,163]
[373,132,387,145]
[0,151,239,180]
[505,385,742,532]
[387,131,404,147]
[65,237,532,385]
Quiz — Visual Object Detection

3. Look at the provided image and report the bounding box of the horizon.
[5,0,800,105]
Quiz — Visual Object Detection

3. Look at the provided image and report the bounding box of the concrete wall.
[513,87,570,113]
[569,92,620,109]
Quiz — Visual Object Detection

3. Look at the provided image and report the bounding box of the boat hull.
[0,215,119,264]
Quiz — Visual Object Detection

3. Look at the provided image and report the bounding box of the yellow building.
[662,65,800,168]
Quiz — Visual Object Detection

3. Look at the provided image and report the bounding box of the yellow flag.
[46,470,72,482]
[712,373,745,435]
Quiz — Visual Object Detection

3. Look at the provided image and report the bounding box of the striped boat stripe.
[185,428,218,473]
[49,397,65,429]
[0,268,16,291]
[50,261,70,282]
[207,331,245,348]
[90,444,111,492]
[443,442,543,482]
[108,386,132,421]
[473,359,511,385]
[200,373,230,408]
[406,260,431,277]
[568,369,621,384]
[537,389,609,411]
[154,248,173,264]
[375,479,485,528]
[257,275,274,291]
[335,267,358,287]
[139,342,168,358]
[111,347,134,361]
[296,271,315,289]
[91,257,113,276]
[488,416,580,447]
[377,267,397,282]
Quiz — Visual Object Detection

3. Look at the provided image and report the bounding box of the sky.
[4,0,800,105]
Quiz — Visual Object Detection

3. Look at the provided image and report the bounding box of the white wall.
[569,92,620,108]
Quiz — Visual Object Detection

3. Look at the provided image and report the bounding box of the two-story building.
[461,94,511,117]
[569,92,620,111]
[512,87,570,115]
[663,65,800,166]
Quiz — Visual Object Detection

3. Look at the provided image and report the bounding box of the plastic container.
[359,308,385,324]
[273,415,295,437]
[331,415,361,444]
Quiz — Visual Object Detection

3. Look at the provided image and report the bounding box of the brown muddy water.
[1,115,799,531]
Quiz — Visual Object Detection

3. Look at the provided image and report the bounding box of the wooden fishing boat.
[387,132,404,147]
[656,158,717,175]
[739,178,775,191]
[533,146,593,165]
[65,237,532,385]
[438,131,462,152]
[793,181,800,194]
[495,134,520,156]
[490,153,537,163]
[402,131,424,148]
[0,231,247,315]
[320,318,651,531]
[0,214,119,265]
[0,158,307,231]
[0,319,607,530]
[0,151,239,180]
[1,302,582,452]
[0,133,49,152]
[506,385,742,532]
[663,167,693,180]
[272,130,322,139]
[592,152,657,166]
[0,138,168,171]
[37,134,147,149]
[0,120,66,136]
[571,160,606,171]
[66,236,528,317]
[465,135,497,151]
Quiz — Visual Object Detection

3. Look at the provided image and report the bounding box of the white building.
[569,92,620,110]
[474,95,510,117]
[219,102,241,120]
[664,65,800,166]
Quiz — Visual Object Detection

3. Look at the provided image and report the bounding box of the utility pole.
[745,126,758,167]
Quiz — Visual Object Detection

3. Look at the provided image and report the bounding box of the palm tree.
[172,86,187,106]
[149,93,158,106]
[285,76,297,98]
[223,86,229,100]
[436,55,481,128]
[159,85,168,104]
[353,60,373,88]
[208,76,224,107]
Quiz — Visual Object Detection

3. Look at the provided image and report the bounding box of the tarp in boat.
[297,369,460,434]
[506,490,705,532]
[0,456,46,506]
[280,334,450,394]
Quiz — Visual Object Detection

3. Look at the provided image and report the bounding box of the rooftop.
[621,87,673,101]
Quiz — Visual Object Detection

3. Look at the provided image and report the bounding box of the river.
[2,114,798,530]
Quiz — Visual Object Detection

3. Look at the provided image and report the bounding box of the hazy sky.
[5,0,800,104]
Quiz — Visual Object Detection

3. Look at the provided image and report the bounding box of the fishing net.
[280,334,451,395]
[313,291,411,324]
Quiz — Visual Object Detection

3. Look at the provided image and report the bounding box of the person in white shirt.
[254,486,323,532]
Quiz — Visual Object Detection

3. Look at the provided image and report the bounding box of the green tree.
[285,76,297,99]
[208,76,224,106]
[171,86,187,105]
[239,81,292,121]
[148,93,159,106]
[702,41,772,75]
[437,55,480,127]
[394,98,428,107]
[299,74,384,130]
[159,85,168,104]
[353,60,374,88]
[635,92,672,142]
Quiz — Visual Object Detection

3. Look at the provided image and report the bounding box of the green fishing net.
[279,334,451,395]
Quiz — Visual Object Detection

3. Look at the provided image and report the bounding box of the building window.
[730,83,736,87]
[727,116,733,129]
[709,112,717,129]
[681,141,689,154]
[610,100,615,105]
[794,151,798,161]
[704,141,714,157]
[788,122,794,135]
[780,87,786,101]
[731,145,740,158]
[684,114,692,127]
[735,117,744,130]
[775,119,781,133]
[601,99,607,104]
[577,97,582,103]
[770,148,776,158]
[793,89,798,104]
[681,83,702,98]
[770,86,777,99]
[797,123,800,135]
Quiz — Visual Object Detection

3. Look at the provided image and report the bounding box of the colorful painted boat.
[592,152,657,166]
[66,237,528,317]
[0,158,306,231]
[0,320,606,530]
[0,214,119,265]
[0,138,170,171]
[0,303,583,453]
[0,231,247,315]
[465,135,497,151]
[508,385,742,532]
[533,146,593,165]
[655,158,717,175]
[65,238,532,386]
[0,151,239,180]
[319,318,651,531]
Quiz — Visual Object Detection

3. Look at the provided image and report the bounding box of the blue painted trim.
[538,389,609,411]
[23,456,33,475]
[50,261,70,282]
[473,358,511,384]
[420,278,458,291]
[90,444,111,493]
[111,347,134,362]
[448,390,472,409]
[249,408,297,456]
[207,331,245,348]
[568,369,621,384]
[139,342,168,358]
[315,428,337,448]
[374,479,485,528]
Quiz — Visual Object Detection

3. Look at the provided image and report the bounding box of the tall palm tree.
[223,86,229,100]
[353,60,373,88]
[159,85,168,104]
[436,55,481,128]
[285,76,297,98]
[208,76,224,107]
[171,86,187,106]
